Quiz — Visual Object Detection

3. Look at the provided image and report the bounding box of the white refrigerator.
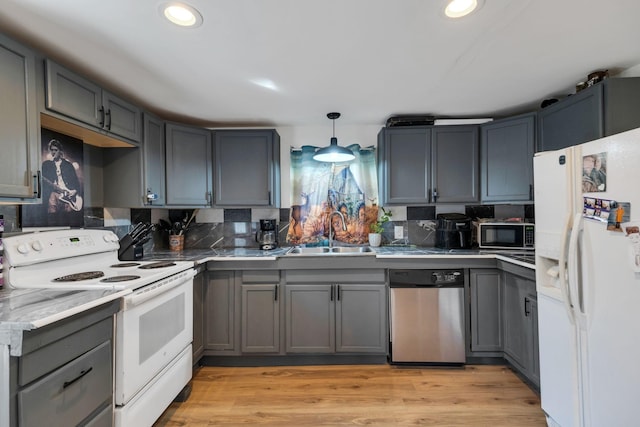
[534,127,640,427]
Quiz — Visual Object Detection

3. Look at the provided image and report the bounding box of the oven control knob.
[31,241,43,252]
[17,243,29,254]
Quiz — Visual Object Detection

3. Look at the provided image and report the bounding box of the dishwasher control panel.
[389,269,464,286]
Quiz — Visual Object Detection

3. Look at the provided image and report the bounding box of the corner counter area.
[159,246,540,392]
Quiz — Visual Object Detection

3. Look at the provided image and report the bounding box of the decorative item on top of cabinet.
[480,113,535,202]
[45,59,142,143]
[212,129,281,207]
[377,125,479,205]
[0,33,41,202]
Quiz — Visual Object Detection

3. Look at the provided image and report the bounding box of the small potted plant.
[369,206,392,247]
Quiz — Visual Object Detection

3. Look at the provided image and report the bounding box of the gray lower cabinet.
[377,125,479,205]
[45,59,142,143]
[284,269,387,355]
[537,77,640,152]
[9,300,119,427]
[241,284,280,353]
[240,269,282,353]
[213,129,280,207]
[502,265,539,388]
[480,113,535,202]
[204,270,239,354]
[0,33,40,201]
[192,266,205,366]
[468,269,503,356]
[165,122,213,206]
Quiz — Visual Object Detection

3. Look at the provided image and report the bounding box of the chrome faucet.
[328,211,347,248]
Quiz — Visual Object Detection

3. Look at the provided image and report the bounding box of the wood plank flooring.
[154,365,546,426]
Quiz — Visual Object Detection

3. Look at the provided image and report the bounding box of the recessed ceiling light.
[161,2,203,28]
[444,0,481,18]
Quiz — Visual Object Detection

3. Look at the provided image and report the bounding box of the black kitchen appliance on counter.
[255,219,278,250]
[435,213,472,250]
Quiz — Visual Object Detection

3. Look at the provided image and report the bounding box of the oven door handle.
[125,269,195,308]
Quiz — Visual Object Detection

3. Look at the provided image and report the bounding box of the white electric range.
[2,229,195,427]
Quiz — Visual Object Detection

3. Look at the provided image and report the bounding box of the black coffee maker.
[435,213,472,249]
[256,219,278,250]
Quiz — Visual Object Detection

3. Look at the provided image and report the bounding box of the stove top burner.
[100,275,141,283]
[53,271,105,282]
[139,261,176,269]
[111,262,141,268]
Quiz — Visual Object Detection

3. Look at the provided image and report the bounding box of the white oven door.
[114,271,194,405]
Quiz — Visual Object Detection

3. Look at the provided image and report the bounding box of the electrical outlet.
[394,226,404,239]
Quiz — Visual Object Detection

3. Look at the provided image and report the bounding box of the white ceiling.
[1,0,640,127]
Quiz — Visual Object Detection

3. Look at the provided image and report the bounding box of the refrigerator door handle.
[568,212,586,326]
[558,212,575,324]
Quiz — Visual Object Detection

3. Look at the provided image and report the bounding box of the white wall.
[273,124,382,207]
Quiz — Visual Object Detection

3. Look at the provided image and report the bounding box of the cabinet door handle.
[274,284,279,301]
[98,106,105,127]
[63,366,93,389]
[524,297,530,317]
[105,109,112,130]
[33,171,41,197]
[433,188,438,202]
[330,285,335,301]
[336,284,341,301]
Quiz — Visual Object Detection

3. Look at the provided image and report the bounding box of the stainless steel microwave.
[477,222,535,250]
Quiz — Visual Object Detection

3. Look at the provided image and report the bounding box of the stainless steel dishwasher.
[389,269,465,365]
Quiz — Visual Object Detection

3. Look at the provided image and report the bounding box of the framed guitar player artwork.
[21,129,85,229]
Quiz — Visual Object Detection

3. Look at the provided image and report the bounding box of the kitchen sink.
[287,246,374,256]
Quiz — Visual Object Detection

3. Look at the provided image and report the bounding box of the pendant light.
[313,112,355,162]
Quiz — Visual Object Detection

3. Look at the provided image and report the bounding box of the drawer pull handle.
[63,366,93,389]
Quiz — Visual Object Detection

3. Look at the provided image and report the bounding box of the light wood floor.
[154,364,546,426]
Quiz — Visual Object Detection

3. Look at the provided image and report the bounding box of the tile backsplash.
[0,203,534,249]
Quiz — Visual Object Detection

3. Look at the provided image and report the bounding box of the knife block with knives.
[118,223,154,261]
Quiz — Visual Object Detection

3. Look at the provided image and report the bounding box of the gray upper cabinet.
[212,129,280,207]
[378,126,479,205]
[537,77,640,152]
[45,59,142,143]
[378,127,432,205]
[103,112,165,208]
[0,33,40,201]
[142,112,166,206]
[432,126,479,203]
[165,122,213,206]
[480,113,535,202]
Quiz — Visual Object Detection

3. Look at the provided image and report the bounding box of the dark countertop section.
[143,246,535,269]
